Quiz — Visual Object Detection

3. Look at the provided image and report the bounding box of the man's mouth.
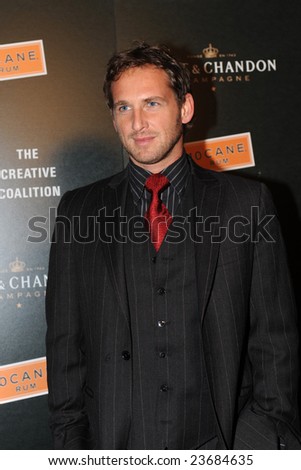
[132,135,156,146]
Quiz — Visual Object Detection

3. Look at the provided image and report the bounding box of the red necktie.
[145,173,172,252]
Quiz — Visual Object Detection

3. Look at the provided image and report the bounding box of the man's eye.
[118,105,130,112]
[147,101,159,107]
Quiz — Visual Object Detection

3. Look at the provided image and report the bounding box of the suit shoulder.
[215,170,261,193]
[191,160,272,208]
[216,171,276,212]
[192,159,256,187]
[56,169,127,215]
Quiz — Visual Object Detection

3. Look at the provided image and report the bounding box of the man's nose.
[132,108,147,131]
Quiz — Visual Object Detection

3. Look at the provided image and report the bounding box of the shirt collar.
[128,153,189,205]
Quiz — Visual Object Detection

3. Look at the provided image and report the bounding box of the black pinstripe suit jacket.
[46,158,301,449]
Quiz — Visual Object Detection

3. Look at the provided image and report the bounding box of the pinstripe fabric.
[46,157,301,450]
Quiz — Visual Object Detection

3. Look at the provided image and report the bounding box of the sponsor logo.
[0,40,47,81]
[202,43,219,58]
[0,257,47,308]
[9,257,26,273]
[0,357,47,404]
[185,43,277,89]
[185,132,255,171]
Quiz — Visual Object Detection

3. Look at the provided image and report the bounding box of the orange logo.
[0,40,47,81]
[185,132,255,171]
[0,357,48,404]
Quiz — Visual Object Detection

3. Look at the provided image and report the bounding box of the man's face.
[111,65,194,172]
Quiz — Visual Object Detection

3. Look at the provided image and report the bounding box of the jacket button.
[122,350,131,360]
[160,384,169,392]
[158,320,166,327]
[157,287,166,295]
[159,352,166,358]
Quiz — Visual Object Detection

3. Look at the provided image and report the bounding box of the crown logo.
[9,257,26,273]
[203,43,219,58]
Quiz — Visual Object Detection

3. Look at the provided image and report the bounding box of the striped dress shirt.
[128,153,190,216]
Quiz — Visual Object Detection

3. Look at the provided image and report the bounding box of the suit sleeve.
[45,193,91,449]
[234,183,301,449]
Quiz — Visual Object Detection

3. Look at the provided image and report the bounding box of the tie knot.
[145,173,170,195]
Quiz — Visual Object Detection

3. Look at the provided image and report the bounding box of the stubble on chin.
[125,129,183,169]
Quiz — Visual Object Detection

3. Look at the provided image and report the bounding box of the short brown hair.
[103,41,191,110]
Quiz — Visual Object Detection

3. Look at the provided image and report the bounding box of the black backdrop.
[1,0,300,449]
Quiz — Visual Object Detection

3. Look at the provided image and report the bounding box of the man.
[46,42,300,450]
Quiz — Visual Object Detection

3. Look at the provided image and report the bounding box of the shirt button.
[157,287,166,295]
[121,350,131,360]
[159,352,166,358]
[160,384,169,392]
[158,320,166,328]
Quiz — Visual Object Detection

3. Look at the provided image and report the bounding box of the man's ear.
[181,93,194,125]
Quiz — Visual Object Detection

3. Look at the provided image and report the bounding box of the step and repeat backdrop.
[1,0,300,449]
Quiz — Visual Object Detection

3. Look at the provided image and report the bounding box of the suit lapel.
[190,163,225,323]
[191,163,230,447]
[98,169,130,324]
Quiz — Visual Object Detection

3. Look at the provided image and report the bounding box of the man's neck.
[129,152,184,174]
